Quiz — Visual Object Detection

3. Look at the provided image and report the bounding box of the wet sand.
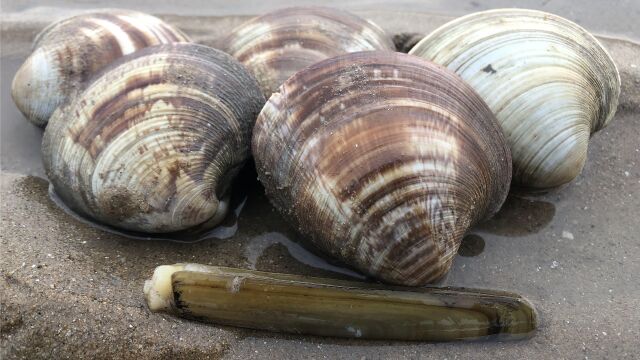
[1,9,640,360]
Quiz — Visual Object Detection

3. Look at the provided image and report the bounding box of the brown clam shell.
[42,43,264,233]
[253,51,512,285]
[222,6,395,98]
[12,9,190,127]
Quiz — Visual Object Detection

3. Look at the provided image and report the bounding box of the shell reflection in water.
[253,51,512,286]
[42,43,265,233]
[222,6,395,97]
[11,9,190,127]
[409,9,621,190]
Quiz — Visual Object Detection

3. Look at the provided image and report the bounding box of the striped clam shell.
[42,43,264,233]
[409,9,621,190]
[253,51,512,285]
[222,6,395,97]
[12,9,190,127]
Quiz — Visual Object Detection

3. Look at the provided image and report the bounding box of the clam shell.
[409,9,621,190]
[222,6,395,97]
[12,9,190,127]
[42,43,265,233]
[252,51,512,285]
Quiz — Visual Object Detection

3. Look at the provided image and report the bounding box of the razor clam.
[144,264,537,342]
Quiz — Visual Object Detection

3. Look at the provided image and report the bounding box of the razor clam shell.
[11,9,190,127]
[252,51,512,286]
[42,43,265,233]
[144,264,537,342]
[222,6,395,97]
[409,9,621,190]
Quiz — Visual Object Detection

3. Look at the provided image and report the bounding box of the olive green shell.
[145,264,537,342]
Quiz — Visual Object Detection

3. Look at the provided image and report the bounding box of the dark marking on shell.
[482,64,497,74]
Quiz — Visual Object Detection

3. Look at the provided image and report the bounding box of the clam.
[144,264,537,341]
[222,6,395,97]
[42,43,265,233]
[409,9,621,190]
[12,9,190,127]
[252,51,512,286]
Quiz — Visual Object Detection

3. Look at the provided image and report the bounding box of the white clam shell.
[409,9,621,189]
[11,9,190,127]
